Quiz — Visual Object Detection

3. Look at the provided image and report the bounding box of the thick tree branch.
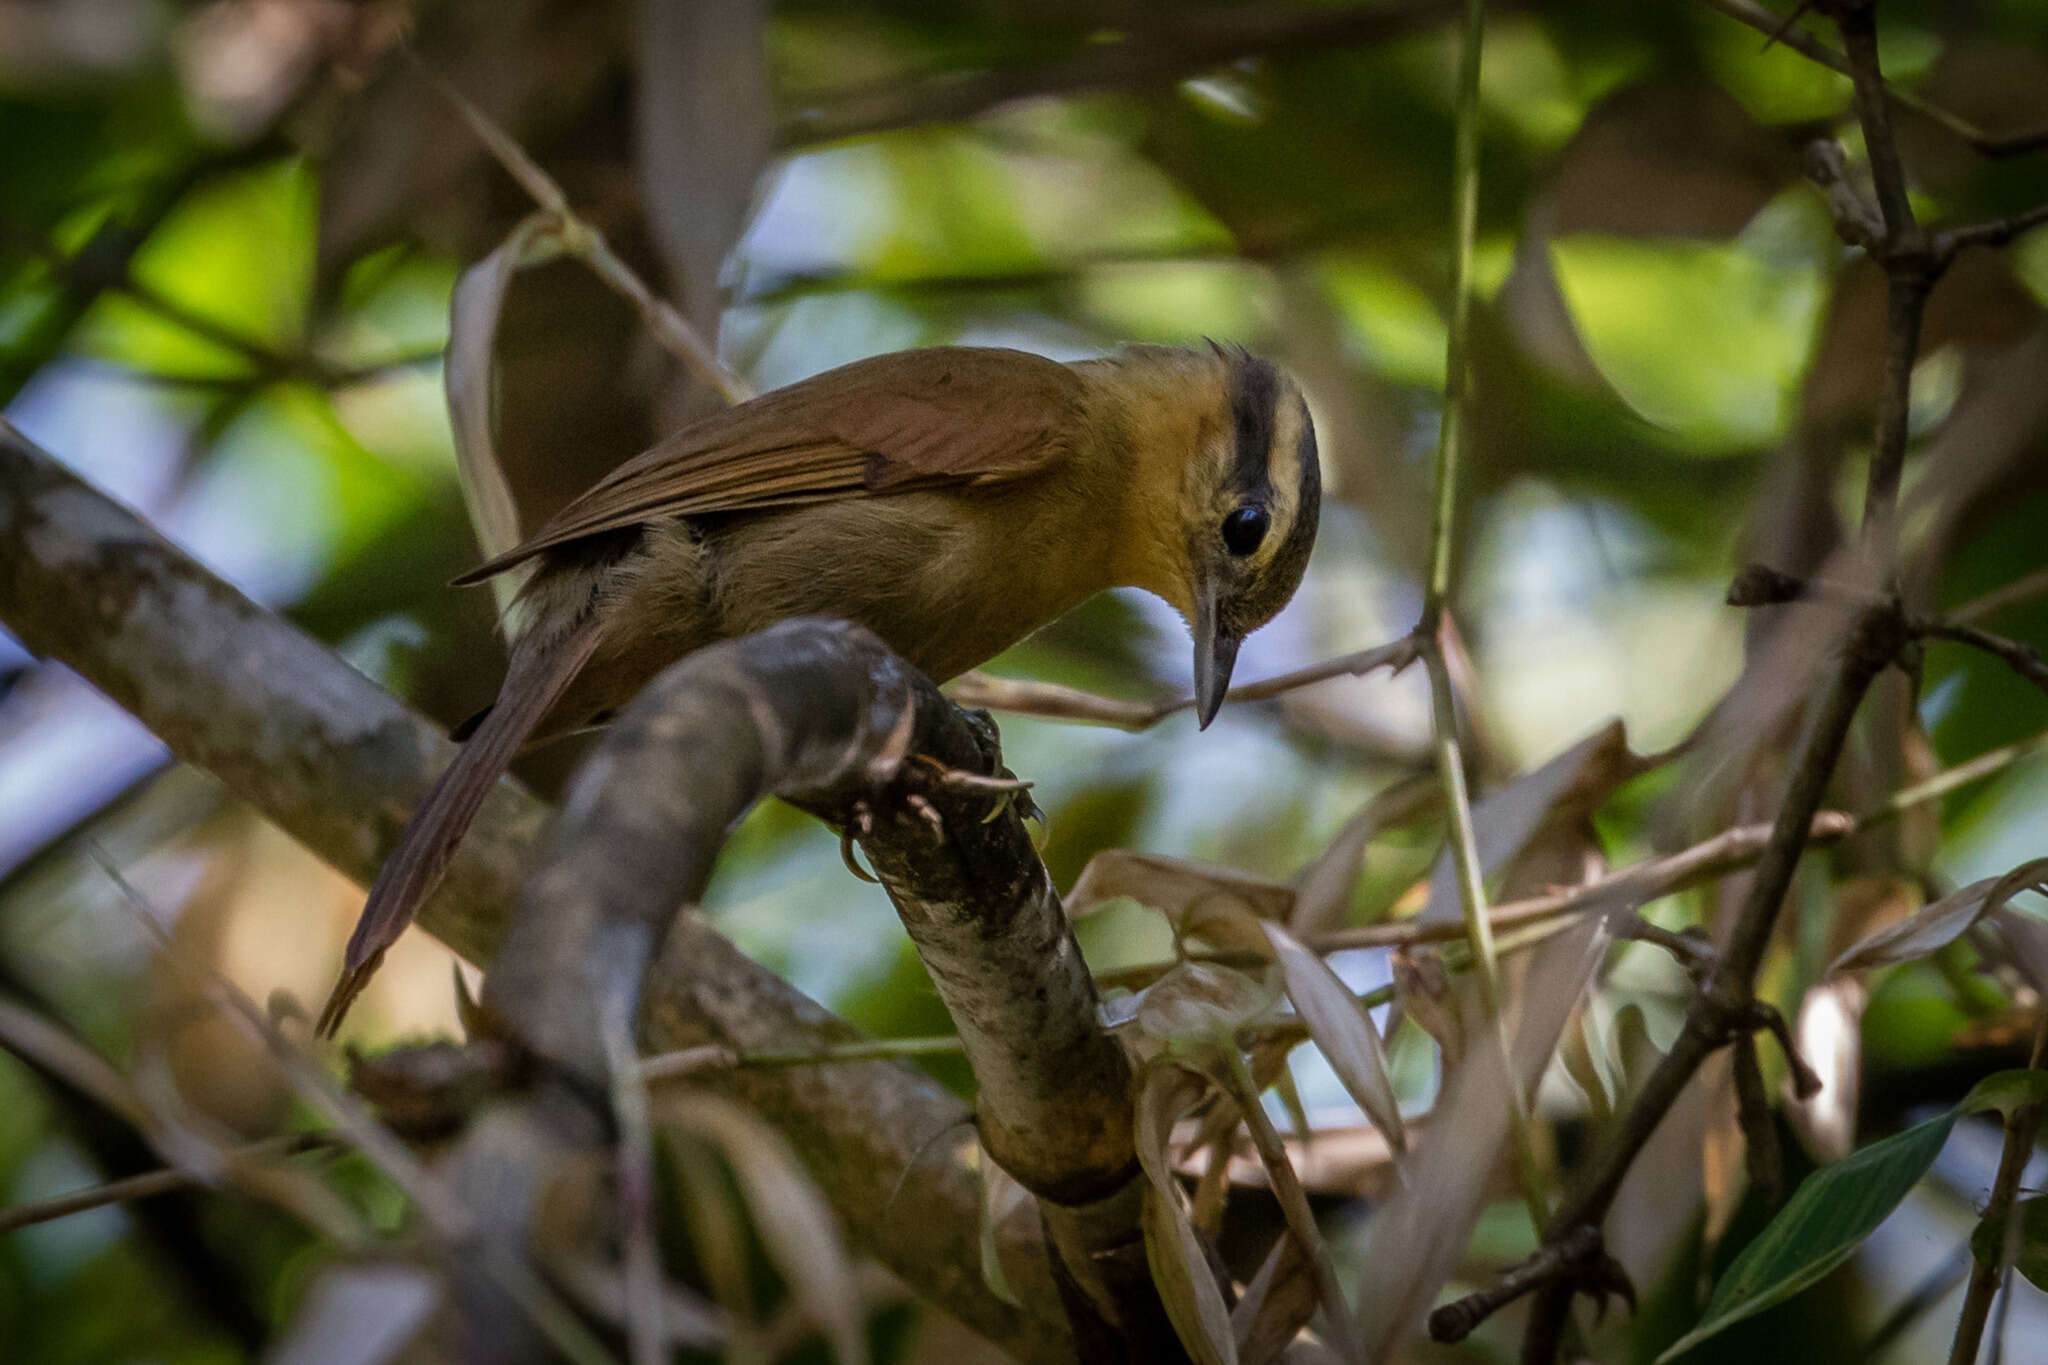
[0,421,1068,1364]
[488,617,1180,1359]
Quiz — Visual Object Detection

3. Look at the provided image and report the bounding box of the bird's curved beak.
[1192,588,1242,730]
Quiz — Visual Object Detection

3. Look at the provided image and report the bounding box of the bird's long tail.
[315,613,606,1036]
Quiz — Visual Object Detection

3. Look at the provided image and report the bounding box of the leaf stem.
[1948,1009,2048,1365]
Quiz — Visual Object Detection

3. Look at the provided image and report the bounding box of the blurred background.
[1,0,2045,1361]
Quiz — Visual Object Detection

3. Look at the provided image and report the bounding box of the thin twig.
[1413,0,1552,1244]
[408,49,752,404]
[638,1034,971,1083]
[1917,619,2048,700]
[1936,204,2048,265]
[1503,4,1945,1353]
[1694,0,2048,157]
[0,1133,335,1234]
[946,634,1419,730]
[1951,568,2048,627]
[1947,1008,2048,1365]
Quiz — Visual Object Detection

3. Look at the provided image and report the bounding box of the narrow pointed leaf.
[1828,858,2048,976]
[658,1094,867,1365]
[446,213,557,618]
[1655,1107,1960,1362]
[1135,1063,1237,1365]
[1262,922,1406,1153]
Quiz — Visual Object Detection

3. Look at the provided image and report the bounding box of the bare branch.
[1937,203,2048,264]
[493,617,1180,1360]
[1917,618,2048,700]
[0,1134,334,1234]
[408,50,753,404]
[948,634,1418,731]
[1951,567,2048,627]
[1696,0,2048,157]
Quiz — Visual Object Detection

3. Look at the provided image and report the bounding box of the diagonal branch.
[1696,0,2048,158]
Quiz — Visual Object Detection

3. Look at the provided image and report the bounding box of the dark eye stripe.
[1225,349,1279,493]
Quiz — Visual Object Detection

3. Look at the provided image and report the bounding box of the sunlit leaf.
[1262,922,1405,1152]
[1551,217,1825,450]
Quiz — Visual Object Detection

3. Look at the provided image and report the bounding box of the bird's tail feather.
[315,614,605,1036]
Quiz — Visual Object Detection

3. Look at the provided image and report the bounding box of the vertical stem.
[1220,1049,1363,1360]
[1416,0,1550,1237]
[1863,275,1930,569]
[1948,1010,2048,1365]
[1425,634,1550,1234]
[1424,0,1486,616]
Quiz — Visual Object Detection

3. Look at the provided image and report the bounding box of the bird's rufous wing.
[454,346,1086,584]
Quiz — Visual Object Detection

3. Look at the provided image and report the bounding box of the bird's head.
[1177,343,1321,728]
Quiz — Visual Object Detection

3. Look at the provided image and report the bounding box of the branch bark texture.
[490,617,1177,1360]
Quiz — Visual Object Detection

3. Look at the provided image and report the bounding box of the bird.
[316,341,1320,1034]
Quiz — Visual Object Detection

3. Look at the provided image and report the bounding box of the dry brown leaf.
[1419,720,1635,924]
[1351,916,1612,1355]
[1827,858,2048,976]
[1137,962,1280,1048]
[1135,1062,1237,1365]
[1263,922,1405,1153]
[1068,849,1296,925]
[1390,947,1463,1064]
[1233,1231,1318,1365]
[657,1092,867,1365]
[447,214,559,616]
[1288,776,1437,934]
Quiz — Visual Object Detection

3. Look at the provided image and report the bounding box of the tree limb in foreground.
[0,419,1073,1364]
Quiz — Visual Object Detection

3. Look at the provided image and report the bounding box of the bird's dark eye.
[1222,506,1270,556]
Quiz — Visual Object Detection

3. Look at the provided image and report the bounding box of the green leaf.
[1973,1196,2048,1292]
[1959,1068,2048,1119]
[1655,1108,1960,1362]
